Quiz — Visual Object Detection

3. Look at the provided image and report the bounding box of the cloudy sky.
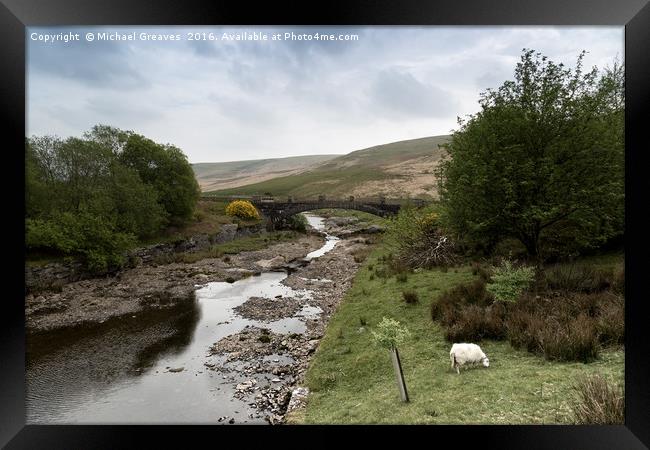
[27,26,623,163]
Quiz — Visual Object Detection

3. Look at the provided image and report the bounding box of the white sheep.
[449,343,490,374]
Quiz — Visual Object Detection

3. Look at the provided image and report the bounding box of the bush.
[26,212,136,273]
[279,214,308,232]
[543,263,613,293]
[571,374,624,424]
[445,303,507,342]
[431,279,493,322]
[396,272,408,283]
[471,262,492,281]
[384,206,458,269]
[225,200,260,220]
[402,289,419,304]
[536,314,600,362]
[595,294,625,345]
[486,260,535,303]
[371,317,410,350]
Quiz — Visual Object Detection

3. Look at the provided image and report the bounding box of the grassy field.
[205,135,450,199]
[207,168,397,198]
[311,208,388,228]
[192,154,338,192]
[288,247,624,424]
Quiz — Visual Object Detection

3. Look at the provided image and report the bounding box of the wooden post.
[390,347,409,402]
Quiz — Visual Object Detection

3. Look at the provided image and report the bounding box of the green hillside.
[205,135,450,199]
[192,154,338,192]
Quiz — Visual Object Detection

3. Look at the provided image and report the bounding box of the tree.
[436,50,624,260]
[120,135,200,225]
[25,126,188,272]
[371,317,411,402]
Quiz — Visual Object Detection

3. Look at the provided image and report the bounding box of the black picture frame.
[2,0,648,447]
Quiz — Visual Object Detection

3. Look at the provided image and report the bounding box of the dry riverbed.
[205,233,372,423]
[25,216,379,424]
[25,234,323,333]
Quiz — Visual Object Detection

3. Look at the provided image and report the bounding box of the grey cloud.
[27,26,623,163]
[369,68,458,118]
[28,29,149,90]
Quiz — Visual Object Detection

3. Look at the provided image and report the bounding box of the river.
[26,213,339,424]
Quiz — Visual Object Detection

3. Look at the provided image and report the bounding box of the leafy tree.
[437,50,624,260]
[119,135,200,224]
[83,124,133,155]
[25,125,196,271]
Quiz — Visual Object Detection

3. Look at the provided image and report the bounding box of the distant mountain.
[192,154,338,192]
[200,135,451,199]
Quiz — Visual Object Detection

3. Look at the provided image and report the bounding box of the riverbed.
[26,213,369,424]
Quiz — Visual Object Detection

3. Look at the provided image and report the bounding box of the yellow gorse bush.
[225,200,260,220]
[419,212,439,230]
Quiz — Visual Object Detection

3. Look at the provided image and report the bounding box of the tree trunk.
[521,232,543,267]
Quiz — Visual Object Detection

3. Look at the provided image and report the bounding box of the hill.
[192,154,338,192]
[204,135,450,199]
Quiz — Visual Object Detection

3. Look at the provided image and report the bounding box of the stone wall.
[25,223,264,292]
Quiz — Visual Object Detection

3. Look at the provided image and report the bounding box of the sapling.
[371,317,411,402]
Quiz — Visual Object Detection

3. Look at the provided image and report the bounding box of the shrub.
[352,247,372,263]
[384,206,458,269]
[371,317,410,350]
[431,279,492,322]
[26,212,136,273]
[486,260,535,302]
[402,289,419,304]
[471,262,492,281]
[537,314,599,362]
[258,334,271,343]
[280,214,308,232]
[505,306,545,352]
[595,294,625,345]
[543,263,613,293]
[611,265,625,295]
[571,374,624,424]
[445,303,507,342]
[396,272,408,283]
[225,200,260,220]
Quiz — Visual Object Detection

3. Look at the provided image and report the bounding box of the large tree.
[437,50,624,259]
[119,134,200,225]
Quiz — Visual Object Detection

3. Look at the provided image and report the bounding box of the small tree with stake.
[372,317,411,402]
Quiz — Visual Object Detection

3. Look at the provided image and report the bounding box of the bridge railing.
[201,194,428,206]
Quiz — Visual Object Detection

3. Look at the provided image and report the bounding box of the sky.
[27,26,623,163]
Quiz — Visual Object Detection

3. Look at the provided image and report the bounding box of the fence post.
[390,347,409,402]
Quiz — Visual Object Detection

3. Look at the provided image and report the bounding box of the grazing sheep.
[449,343,490,374]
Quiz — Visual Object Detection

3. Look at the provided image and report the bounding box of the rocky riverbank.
[205,229,376,423]
[26,213,384,425]
[25,233,323,333]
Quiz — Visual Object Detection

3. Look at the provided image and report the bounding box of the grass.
[208,168,395,199]
[138,200,257,246]
[151,231,299,265]
[311,208,388,228]
[289,247,624,424]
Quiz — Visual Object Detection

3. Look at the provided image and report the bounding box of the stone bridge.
[202,195,428,230]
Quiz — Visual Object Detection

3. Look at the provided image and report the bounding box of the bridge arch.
[252,199,402,230]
